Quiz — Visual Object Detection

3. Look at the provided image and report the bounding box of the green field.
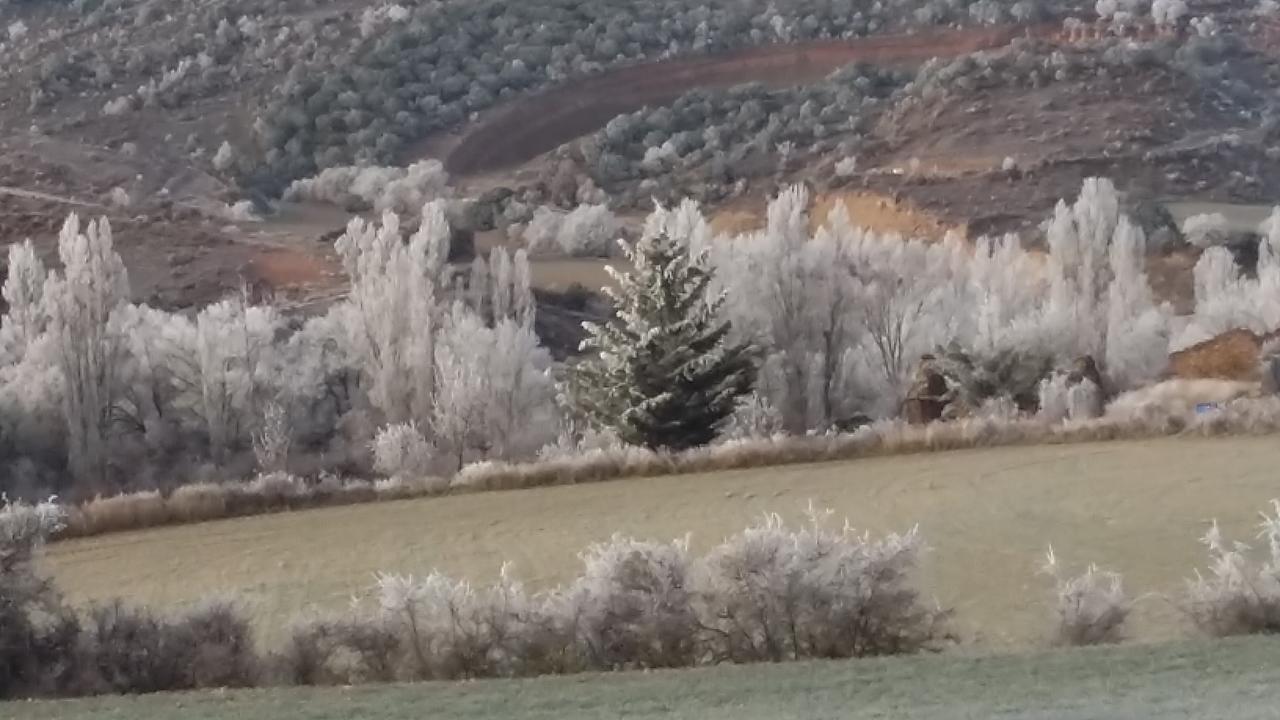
[16,636,1280,720]
[45,436,1280,649]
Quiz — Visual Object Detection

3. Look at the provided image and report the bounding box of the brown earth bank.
[432,25,1046,178]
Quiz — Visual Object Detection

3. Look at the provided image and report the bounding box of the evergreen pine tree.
[572,231,756,451]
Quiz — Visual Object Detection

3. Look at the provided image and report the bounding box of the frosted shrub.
[0,496,64,572]
[285,161,451,215]
[976,395,1019,421]
[1066,379,1102,420]
[212,141,235,173]
[373,475,448,500]
[245,472,306,505]
[102,96,133,116]
[372,422,434,479]
[1184,503,1280,636]
[1182,213,1230,248]
[1188,395,1280,436]
[252,402,291,473]
[81,599,259,694]
[1041,547,1130,646]
[1151,0,1189,26]
[523,204,619,257]
[0,496,74,699]
[1037,373,1071,422]
[375,567,537,679]
[1105,379,1254,428]
[719,392,785,441]
[220,200,260,222]
[1190,14,1219,37]
[279,616,399,685]
[537,426,622,461]
[693,507,946,661]
[570,535,699,669]
[7,20,28,43]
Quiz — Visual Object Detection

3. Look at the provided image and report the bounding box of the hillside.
[3,1,1276,319]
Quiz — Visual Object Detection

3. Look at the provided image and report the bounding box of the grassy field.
[17,636,1280,720]
[47,436,1280,648]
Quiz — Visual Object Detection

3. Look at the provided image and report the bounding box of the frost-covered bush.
[284,161,451,215]
[1151,0,1189,28]
[83,599,258,694]
[0,496,77,699]
[245,472,306,506]
[211,141,235,173]
[537,426,623,461]
[371,422,433,480]
[1184,502,1280,637]
[694,507,946,661]
[570,535,699,669]
[1182,213,1230,248]
[719,392,785,441]
[338,507,941,683]
[1105,379,1255,427]
[1041,547,1130,646]
[220,200,260,222]
[374,567,544,680]
[523,204,619,257]
[278,616,400,686]
[252,402,291,474]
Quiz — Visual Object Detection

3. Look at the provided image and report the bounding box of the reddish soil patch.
[245,246,343,296]
[437,25,1041,177]
[710,190,960,241]
[1168,328,1280,381]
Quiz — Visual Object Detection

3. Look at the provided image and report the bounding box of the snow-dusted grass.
[21,636,1280,720]
[45,435,1280,650]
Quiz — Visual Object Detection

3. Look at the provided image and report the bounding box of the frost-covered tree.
[1040,178,1169,389]
[334,204,449,425]
[1178,207,1280,348]
[188,298,282,462]
[0,242,46,360]
[212,141,235,173]
[336,202,553,467]
[572,229,755,451]
[702,188,865,429]
[43,215,129,491]
[0,243,63,474]
[1151,0,1188,29]
[1103,218,1169,389]
[433,304,554,468]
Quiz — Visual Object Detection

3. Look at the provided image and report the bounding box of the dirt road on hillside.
[439,25,1042,176]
